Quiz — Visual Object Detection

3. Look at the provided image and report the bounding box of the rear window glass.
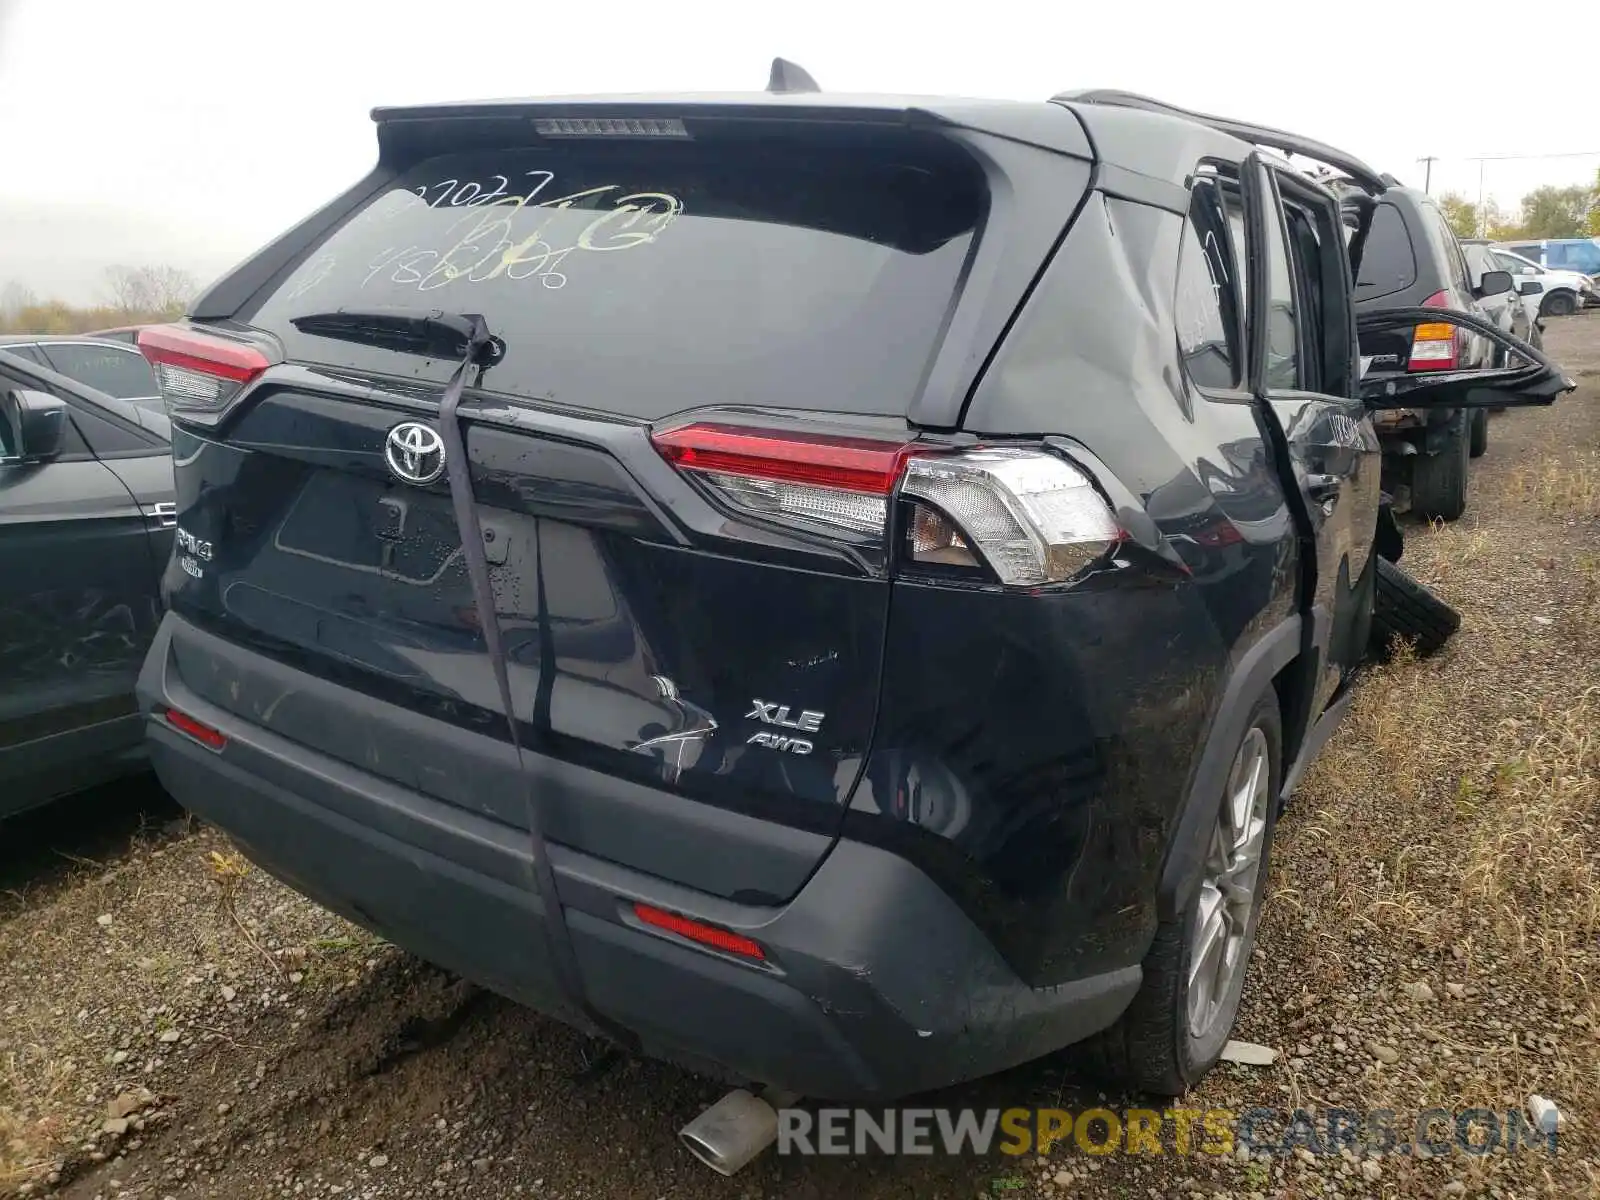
[41,342,158,402]
[244,139,986,419]
[1549,241,1600,273]
[1354,202,1417,297]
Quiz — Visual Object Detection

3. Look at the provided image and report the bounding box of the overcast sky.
[1,0,1596,304]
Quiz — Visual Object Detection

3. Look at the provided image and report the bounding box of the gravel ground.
[2,315,1597,1200]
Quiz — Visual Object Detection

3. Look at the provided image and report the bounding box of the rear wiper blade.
[290,307,505,365]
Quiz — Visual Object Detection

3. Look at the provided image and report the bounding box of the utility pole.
[1475,157,1487,237]
[1417,156,1438,193]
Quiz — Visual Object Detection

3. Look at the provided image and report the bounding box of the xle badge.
[745,700,824,756]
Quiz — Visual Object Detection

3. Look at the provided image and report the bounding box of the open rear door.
[1357,307,1575,409]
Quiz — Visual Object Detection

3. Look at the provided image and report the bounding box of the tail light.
[1190,521,1246,548]
[652,424,1121,587]
[651,423,914,538]
[1408,291,1460,370]
[138,325,272,415]
[900,449,1121,585]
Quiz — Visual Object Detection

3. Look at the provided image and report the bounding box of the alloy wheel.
[1186,726,1271,1041]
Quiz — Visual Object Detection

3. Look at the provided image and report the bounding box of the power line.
[1416,150,1600,170]
[1463,150,1600,162]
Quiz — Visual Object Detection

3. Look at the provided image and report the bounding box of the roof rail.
[1053,89,1387,194]
[767,58,821,94]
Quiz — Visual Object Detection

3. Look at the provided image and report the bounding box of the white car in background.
[1489,246,1595,317]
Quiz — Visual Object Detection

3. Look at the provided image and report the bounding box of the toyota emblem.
[384,422,445,486]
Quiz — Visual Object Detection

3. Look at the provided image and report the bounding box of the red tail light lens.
[632,903,766,961]
[652,423,914,493]
[651,423,916,538]
[1191,521,1246,548]
[164,708,227,751]
[1408,292,1460,370]
[138,325,272,414]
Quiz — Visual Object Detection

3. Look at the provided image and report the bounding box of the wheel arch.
[1156,616,1304,921]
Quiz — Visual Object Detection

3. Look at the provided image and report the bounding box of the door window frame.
[35,340,161,405]
[1175,167,1253,401]
[1242,157,1358,401]
[1243,159,1305,395]
[0,357,167,463]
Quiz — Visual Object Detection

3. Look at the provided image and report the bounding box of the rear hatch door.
[156,110,1031,902]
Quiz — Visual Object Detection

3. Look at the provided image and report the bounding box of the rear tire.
[1086,692,1282,1096]
[1411,412,1469,521]
[1542,290,1577,318]
[1369,556,1461,660]
[1469,408,1489,458]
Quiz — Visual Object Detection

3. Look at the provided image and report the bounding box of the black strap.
[433,321,627,1045]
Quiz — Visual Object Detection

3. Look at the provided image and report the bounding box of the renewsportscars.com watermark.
[777,1106,1560,1159]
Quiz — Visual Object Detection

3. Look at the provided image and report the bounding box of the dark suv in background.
[128,79,1563,1148]
[1348,186,1519,520]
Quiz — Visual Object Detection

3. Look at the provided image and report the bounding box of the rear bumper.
[137,613,1138,1100]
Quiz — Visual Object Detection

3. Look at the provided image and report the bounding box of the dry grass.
[1313,664,1600,994]
[1220,331,1600,1195]
[1257,649,1600,1192]
[1499,449,1600,520]
[1457,693,1600,987]
[1263,461,1600,1194]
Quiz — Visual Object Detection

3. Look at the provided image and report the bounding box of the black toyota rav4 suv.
[132,81,1568,1112]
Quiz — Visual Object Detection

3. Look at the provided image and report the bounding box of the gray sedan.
[0,345,174,815]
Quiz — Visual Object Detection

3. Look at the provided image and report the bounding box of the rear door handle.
[1305,474,1343,512]
[1305,473,1342,500]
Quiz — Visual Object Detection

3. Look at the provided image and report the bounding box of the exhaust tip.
[678,1088,780,1177]
[679,1128,739,1176]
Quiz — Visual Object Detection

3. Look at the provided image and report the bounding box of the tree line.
[0,265,199,335]
[1438,169,1600,243]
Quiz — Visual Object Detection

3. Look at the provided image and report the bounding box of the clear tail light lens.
[901,449,1121,585]
[696,470,888,537]
[1409,292,1460,370]
[137,325,272,415]
[906,503,980,568]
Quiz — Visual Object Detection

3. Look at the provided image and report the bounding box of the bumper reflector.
[164,708,227,751]
[634,903,766,961]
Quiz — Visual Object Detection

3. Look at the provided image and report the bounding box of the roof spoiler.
[1054,89,1388,195]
